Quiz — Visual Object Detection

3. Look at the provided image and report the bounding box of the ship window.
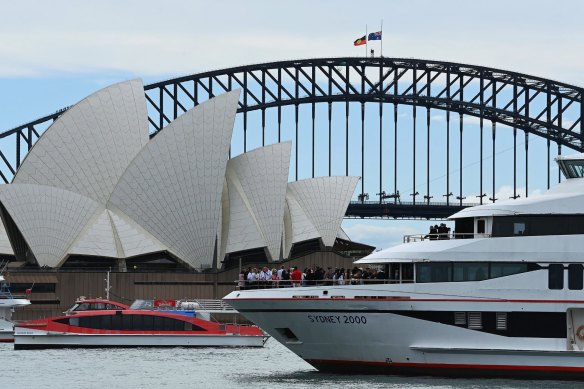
[416,263,452,283]
[76,303,90,311]
[490,263,529,278]
[69,317,79,327]
[477,220,485,234]
[568,264,583,290]
[548,264,564,290]
[513,223,526,236]
[496,312,507,330]
[453,263,488,281]
[468,312,482,329]
[454,312,466,325]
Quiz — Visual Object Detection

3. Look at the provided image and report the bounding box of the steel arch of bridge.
[2,57,584,219]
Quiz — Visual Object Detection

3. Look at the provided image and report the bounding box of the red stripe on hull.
[306,359,584,379]
[228,297,584,304]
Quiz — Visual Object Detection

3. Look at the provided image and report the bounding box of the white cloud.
[342,220,425,249]
[491,185,544,201]
[1,1,584,84]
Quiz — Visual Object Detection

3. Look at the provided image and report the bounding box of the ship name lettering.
[307,315,367,324]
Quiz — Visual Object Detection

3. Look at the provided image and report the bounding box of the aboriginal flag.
[354,35,366,46]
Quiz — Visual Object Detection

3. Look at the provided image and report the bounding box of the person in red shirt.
[291,266,302,287]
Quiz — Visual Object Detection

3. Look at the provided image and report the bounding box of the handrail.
[234,278,414,290]
[403,232,492,243]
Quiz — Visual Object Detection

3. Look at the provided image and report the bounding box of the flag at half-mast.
[368,31,382,41]
[354,35,367,46]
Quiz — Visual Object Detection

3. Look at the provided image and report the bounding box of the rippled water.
[1,340,578,389]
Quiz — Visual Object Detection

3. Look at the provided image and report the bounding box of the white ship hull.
[225,279,584,378]
[14,327,266,349]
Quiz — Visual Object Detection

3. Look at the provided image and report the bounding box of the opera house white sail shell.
[0,80,359,269]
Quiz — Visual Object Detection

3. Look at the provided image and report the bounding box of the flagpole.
[381,19,383,57]
[365,24,368,57]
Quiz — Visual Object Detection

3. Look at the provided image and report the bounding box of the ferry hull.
[14,329,265,349]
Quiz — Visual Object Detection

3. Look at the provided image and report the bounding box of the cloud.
[1,1,584,84]
[342,221,424,249]
[491,185,544,201]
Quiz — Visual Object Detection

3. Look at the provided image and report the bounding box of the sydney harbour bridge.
[2,57,583,220]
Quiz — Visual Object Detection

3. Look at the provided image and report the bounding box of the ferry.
[15,298,267,349]
[225,154,584,379]
[0,271,30,342]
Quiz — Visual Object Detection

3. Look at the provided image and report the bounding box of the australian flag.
[368,31,382,41]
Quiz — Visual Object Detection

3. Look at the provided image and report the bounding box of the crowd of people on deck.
[425,223,451,240]
[238,265,387,289]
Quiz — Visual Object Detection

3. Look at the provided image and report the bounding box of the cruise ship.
[225,154,584,379]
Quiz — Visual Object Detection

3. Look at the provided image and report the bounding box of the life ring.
[576,325,584,341]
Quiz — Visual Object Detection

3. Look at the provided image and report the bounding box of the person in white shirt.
[247,268,258,289]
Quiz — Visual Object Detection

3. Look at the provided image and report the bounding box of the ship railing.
[235,278,415,290]
[403,232,492,243]
[129,298,237,314]
[192,299,237,313]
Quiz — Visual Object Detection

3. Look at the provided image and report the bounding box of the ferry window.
[453,263,488,282]
[416,263,452,283]
[477,220,485,234]
[568,264,584,290]
[100,315,112,329]
[490,263,528,278]
[111,314,122,330]
[153,316,164,330]
[122,315,134,330]
[78,316,101,329]
[143,315,154,330]
[513,223,526,236]
[548,264,564,290]
[76,303,90,311]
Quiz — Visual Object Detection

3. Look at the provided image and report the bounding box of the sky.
[1,0,583,250]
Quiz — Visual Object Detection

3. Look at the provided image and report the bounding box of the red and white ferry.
[14,298,267,349]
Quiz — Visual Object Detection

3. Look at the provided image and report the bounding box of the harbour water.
[1,340,577,388]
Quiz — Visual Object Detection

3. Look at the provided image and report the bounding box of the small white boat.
[0,273,31,342]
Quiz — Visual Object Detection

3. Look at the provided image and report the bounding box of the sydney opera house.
[0,80,365,272]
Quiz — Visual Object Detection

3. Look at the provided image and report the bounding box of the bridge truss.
[2,57,583,219]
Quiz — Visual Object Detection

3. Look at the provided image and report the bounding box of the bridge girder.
[2,57,582,219]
